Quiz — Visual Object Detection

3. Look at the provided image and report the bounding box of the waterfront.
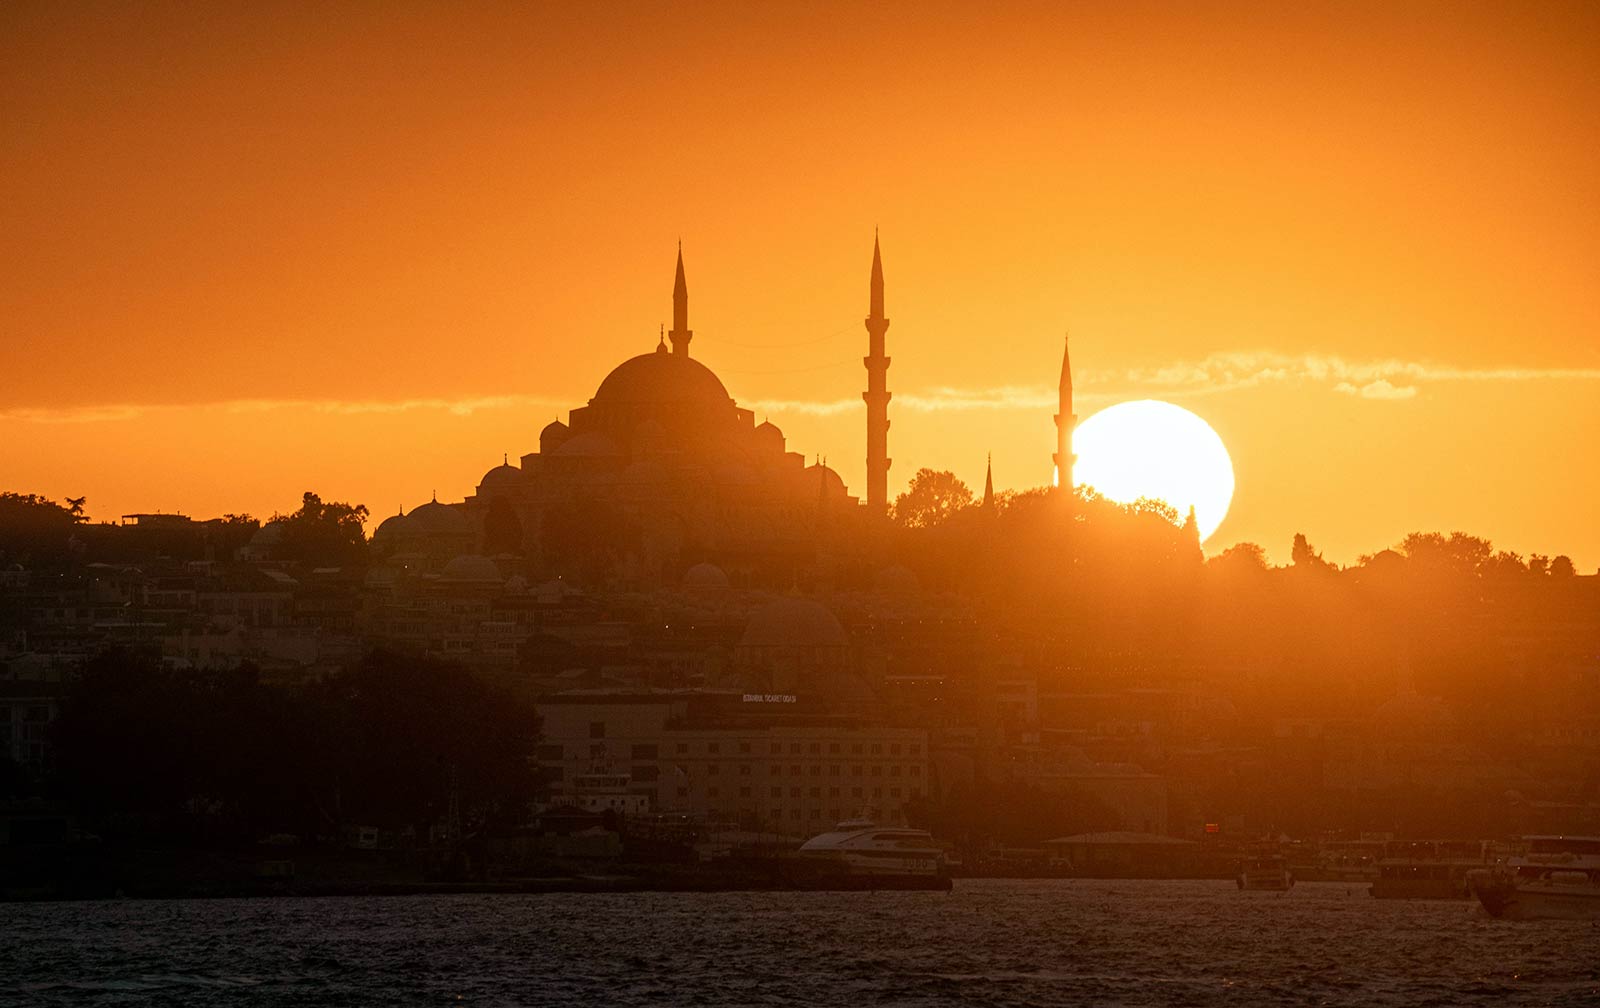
[5,880,1598,1006]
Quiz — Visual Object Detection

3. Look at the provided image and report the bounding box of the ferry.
[1237,844,1294,891]
[1468,835,1600,921]
[1369,840,1496,899]
[781,820,952,891]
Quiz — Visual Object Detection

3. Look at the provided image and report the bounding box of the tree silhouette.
[273,491,369,567]
[891,469,973,528]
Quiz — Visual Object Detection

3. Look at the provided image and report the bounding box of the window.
[890,743,901,755]
[872,788,882,798]
[829,743,840,754]
[790,743,802,754]
[791,765,802,776]
[739,764,751,775]
[871,766,882,777]
[771,787,782,798]
[677,786,689,797]
[871,743,882,755]
[891,766,901,777]
[828,787,840,798]
[809,787,820,799]
[809,765,821,776]
[771,743,782,754]
[910,766,921,777]
[890,787,901,798]
[852,743,863,755]
[739,787,751,798]
[809,809,821,819]
[707,764,719,776]
[852,766,863,777]
[739,742,751,754]
[909,744,921,756]
[791,809,802,820]
[708,742,720,754]
[677,743,690,755]
[589,722,606,739]
[808,742,820,755]
[631,744,658,760]
[851,787,863,798]
[708,786,720,798]
[829,765,840,777]
[633,765,659,781]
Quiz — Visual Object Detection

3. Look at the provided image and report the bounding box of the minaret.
[863,232,892,514]
[982,453,995,513]
[1053,335,1076,493]
[669,242,693,357]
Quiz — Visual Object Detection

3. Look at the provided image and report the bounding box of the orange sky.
[4,2,1598,568]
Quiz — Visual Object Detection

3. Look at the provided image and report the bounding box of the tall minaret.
[1053,335,1076,492]
[669,242,693,356]
[863,232,892,514]
[982,453,995,513]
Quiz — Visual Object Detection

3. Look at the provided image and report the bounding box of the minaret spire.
[983,453,995,513]
[669,242,692,356]
[863,231,892,515]
[1053,334,1077,493]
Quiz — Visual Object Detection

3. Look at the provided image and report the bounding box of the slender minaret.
[668,242,692,356]
[863,232,892,514]
[1053,335,1076,493]
[982,453,995,513]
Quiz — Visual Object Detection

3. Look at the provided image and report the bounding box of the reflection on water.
[4,879,1597,1006]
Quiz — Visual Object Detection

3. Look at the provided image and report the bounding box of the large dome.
[592,348,732,409]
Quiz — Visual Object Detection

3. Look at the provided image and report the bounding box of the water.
[4,880,1597,1006]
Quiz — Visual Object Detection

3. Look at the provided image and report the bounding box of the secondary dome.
[407,500,472,535]
[372,511,412,544]
[683,562,730,590]
[478,463,525,492]
[592,351,732,409]
[740,596,848,650]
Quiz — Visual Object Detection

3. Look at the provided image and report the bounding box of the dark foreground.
[5,879,1599,1007]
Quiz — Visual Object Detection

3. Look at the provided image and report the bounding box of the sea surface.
[4,879,1598,1006]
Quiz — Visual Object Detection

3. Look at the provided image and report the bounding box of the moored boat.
[1468,835,1600,921]
[1237,844,1294,891]
[781,820,952,890]
[1369,840,1495,899]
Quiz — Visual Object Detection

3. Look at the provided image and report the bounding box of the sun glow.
[1072,399,1235,542]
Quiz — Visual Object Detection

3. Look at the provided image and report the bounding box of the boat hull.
[1470,869,1600,921]
[779,852,952,891]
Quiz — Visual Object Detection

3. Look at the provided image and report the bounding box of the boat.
[781,820,952,890]
[1237,844,1294,891]
[1369,840,1496,899]
[1290,840,1383,883]
[1468,835,1600,920]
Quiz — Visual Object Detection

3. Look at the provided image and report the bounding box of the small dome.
[407,500,473,535]
[683,563,730,590]
[754,420,784,446]
[440,554,503,583]
[555,432,623,458]
[479,463,525,492]
[540,419,572,452]
[372,511,412,543]
[740,597,848,649]
[802,463,847,497]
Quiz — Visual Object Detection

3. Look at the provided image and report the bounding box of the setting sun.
[1072,399,1235,542]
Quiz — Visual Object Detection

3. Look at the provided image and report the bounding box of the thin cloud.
[4,353,1596,425]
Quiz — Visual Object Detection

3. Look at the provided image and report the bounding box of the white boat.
[1468,835,1600,920]
[783,820,952,890]
[1237,845,1294,891]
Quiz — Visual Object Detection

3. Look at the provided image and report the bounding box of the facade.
[537,691,929,834]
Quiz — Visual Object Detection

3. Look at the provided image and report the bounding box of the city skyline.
[4,4,1598,568]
